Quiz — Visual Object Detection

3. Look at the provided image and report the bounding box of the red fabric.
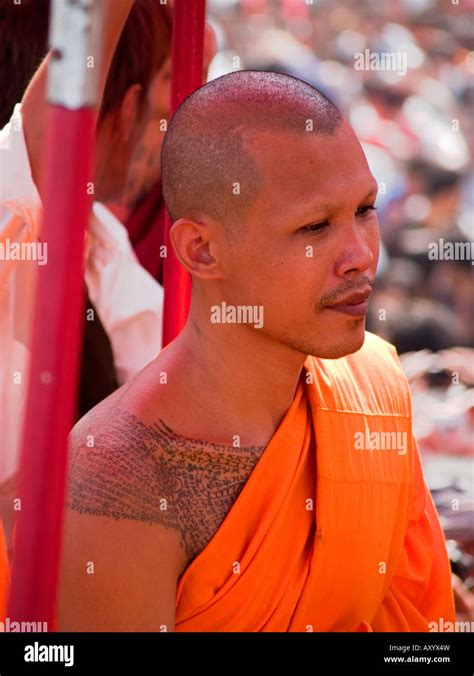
[124,180,167,285]
[0,520,9,621]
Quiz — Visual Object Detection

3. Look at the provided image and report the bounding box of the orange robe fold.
[175,332,455,632]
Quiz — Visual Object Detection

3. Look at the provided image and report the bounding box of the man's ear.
[170,218,223,281]
[119,83,143,143]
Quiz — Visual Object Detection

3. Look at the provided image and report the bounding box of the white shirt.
[0,104,163,482]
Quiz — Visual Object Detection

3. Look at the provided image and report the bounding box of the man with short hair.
[58,70,455,632]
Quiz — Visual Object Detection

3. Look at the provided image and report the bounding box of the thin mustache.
[317,278,374,309]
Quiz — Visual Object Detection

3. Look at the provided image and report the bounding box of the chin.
[304,322,367,360]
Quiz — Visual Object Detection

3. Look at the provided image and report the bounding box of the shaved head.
[160,70,344,238]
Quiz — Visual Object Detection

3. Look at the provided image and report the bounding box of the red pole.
[7,0,104,626]
[162,0,206,345]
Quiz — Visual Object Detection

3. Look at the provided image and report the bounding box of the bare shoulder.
[67,392,265,571]
[58,394,191,630]
[66,396,189,570]
[59,371,268,626]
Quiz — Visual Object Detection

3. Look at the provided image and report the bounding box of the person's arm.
[21,0,134,193]
[57,505,181,631]
[57,413,185,631]
[369,437,456,631]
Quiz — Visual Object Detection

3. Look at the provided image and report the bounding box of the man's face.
[219,121,380,359]
[121,62,172,208]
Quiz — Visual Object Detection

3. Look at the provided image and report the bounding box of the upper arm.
[57,508,182,631]
[57,408,187,631]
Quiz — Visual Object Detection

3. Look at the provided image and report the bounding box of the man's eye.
[302,221,329,234]
[356,205,378,216]
[301,206,377,234]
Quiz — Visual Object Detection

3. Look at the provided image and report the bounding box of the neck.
[157,301,307,447]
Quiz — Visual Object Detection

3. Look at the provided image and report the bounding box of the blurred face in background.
[94,1,171,206]
[121,6,218,208]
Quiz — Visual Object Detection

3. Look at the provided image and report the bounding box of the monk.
[57,70,455,631]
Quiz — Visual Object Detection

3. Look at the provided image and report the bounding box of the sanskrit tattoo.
[67,406,266,567]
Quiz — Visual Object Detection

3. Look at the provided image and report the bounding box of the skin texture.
[58,117,380,631]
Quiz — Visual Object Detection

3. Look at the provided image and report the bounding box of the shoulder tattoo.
[67,406,266,566]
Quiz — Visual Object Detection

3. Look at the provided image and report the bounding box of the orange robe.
[175,332,455,631]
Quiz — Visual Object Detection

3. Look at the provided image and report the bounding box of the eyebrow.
[295,183,379,223]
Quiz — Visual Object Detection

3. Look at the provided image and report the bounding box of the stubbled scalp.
[66,405,266,567]
[160,69,344,237]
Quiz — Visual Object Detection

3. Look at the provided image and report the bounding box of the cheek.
[243,248,327,309]
[148,62,172,115]
[370,222,381,267]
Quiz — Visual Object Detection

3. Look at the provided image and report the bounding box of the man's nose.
[334,222,377,277]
